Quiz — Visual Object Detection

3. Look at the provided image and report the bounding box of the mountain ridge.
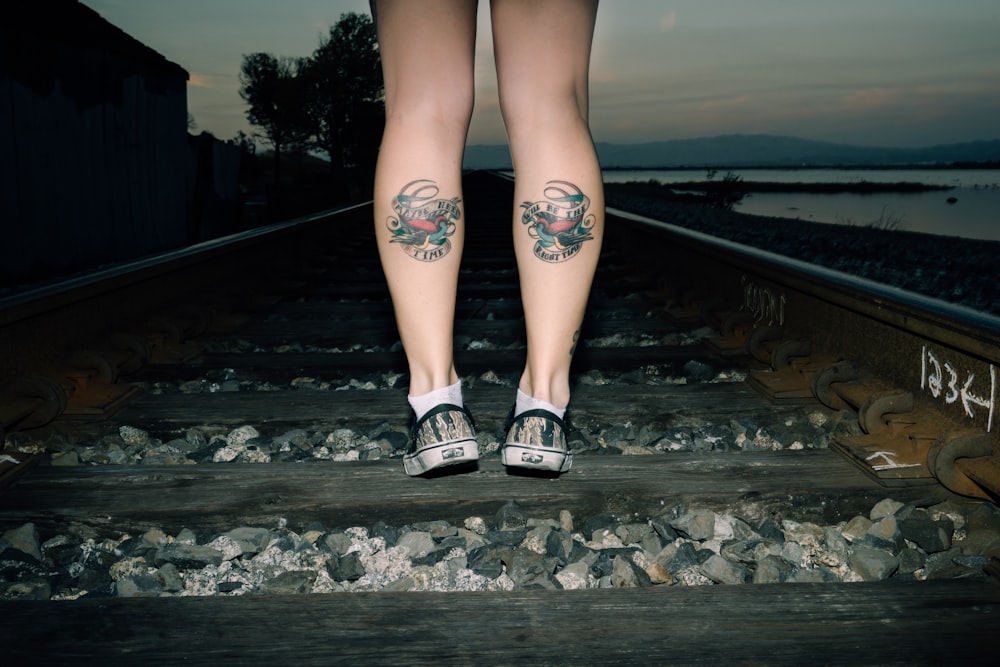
[462,134,1000,170]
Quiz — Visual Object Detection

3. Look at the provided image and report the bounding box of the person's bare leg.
[372,0,478,399]
[491,0,604,412]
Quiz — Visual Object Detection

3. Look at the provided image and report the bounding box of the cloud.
[188,72,215,88]
[700,95,750,111]
[842,87,902,112]
[660,10,678,32]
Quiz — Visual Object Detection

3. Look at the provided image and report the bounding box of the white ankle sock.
[408,380,463,421]
[514,388,566,419]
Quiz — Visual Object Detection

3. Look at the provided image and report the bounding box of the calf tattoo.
[386,179,461,261]
[520,181,597,262]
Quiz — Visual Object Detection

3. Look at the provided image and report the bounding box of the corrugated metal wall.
[0,1,235,287]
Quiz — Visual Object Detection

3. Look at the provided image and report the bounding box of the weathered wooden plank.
[111,382,799,431]
[225,316,681,347]
[136,345,724,382]
[0,452,962,538]
[266,294,658,322]
[1,581,995,666]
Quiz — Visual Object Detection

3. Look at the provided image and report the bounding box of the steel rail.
[0,202,370,328]
[608,204,999,498]
[0,201,369,433]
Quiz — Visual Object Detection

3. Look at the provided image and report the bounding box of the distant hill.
[462,134,1000,170]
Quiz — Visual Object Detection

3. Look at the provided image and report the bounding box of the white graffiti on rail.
[920,345,996,432]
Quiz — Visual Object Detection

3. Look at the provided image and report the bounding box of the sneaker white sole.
[403,438,479,476]
[501,443,572,472]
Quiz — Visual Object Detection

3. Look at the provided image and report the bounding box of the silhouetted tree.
[239,53,310,198]
[299,12,384,199]
[703,169,751,209]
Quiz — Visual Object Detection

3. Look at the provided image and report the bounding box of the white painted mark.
[865,450,921,471]
[920,346,995,432]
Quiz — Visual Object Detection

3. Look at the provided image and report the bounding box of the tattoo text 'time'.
[387,179,461,262]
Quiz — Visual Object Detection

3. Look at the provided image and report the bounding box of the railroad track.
[1,171,997,665]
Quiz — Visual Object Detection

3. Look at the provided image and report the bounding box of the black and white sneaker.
[501,408,572,473]
[403,403,479,476]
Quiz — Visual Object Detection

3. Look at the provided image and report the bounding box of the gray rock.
[0,547,49,584]
[50,451,80,466]
[466,544,507,579]
[1,523,42,560]
[849,545,899,581]
[397,531,436,558]
[898,510,953,554]
[319,531,354,556]
[658,541,702,575]
[752,555,794,584]
[0,579,52,600]
[359,448,382,461]
[370,521,402,546]
[484,528,528,547]
[222,527,273,557]
[786,568,829,583]
[780,541,808,568]
[545,527,574,563]
[154,542,224,569]
[155,563,184,592]
[637,424,666,447]
[174,528,199,545]
[494,500,528,532]
[327,552,365,582]
[648,514,679,542]
[119,425,150,446]
[897,547,927,575]
[601,423,636,449]
[700,554,750,584]
[637,531,668,558]
[693,424,732,452]
[954,554,990,570]
[116,574,164,597]
[611,554,650,588]
[870,498,905,520]
[615,522,654,546]
[756,518,785,544]
[966,501,1000,533]
[841,515,873,542]
[670,509,716,541]
[721,539,768,564]
[718,515,758,542]
[864,516,904,552]
[922,547,964,578]
[411,520,457,540]
[260,570,317,595]
[956,527,1000,557]
[683,359,715,383]
[957,504,1000,556]
[505,548,549,587]
[824,526,850,560]
[41,535,81,568]
[555,561,591,590]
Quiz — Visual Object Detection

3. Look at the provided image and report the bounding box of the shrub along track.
[0,171,997,665]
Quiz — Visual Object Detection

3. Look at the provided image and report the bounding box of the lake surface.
[602,168,1000,242]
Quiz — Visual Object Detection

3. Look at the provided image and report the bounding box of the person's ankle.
[408,380,463,420]
[514,388,565,419]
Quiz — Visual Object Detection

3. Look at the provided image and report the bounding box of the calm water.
[603,169,1000,242]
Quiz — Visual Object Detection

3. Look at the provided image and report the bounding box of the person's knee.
[498,84,588,137]
[386,85,474,133]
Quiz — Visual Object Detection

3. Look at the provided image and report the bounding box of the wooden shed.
[0,0,191,286]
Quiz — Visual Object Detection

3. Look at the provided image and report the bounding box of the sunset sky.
[80,0,1000,148]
